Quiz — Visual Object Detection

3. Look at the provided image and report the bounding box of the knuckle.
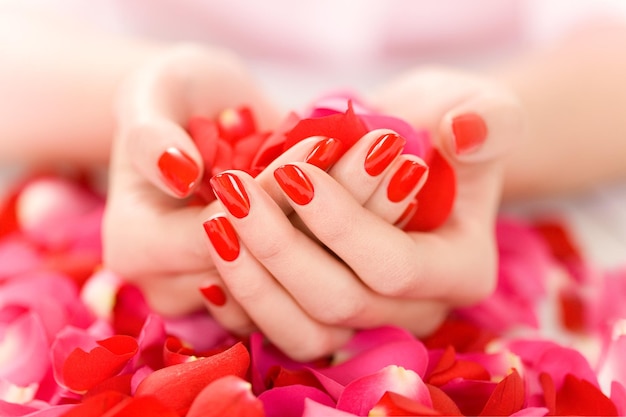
[251,227,298,262]
[370,260,418,297]
[284,330,337,362]
[315,294,367,326]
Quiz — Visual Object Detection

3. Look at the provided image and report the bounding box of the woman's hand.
[202,68,524,361]
[102,44,282,316]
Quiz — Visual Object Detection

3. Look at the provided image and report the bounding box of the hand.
[102,44,282,316]
[202,68,524,361]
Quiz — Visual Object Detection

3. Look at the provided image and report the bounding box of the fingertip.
[157,146,201,197]
[126,120,204,198]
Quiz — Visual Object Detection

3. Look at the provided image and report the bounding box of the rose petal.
[216,106,257,144]
[259,385,335,417]
[426,346,490,387]
[478,369,524,416]
[439,379,496,417]
[555,374,618,416]
[427,384,463,416]
[62,335,138,393]
[0,312,49,387]
[134,342,250,416]
[510,407,549,417]
[404,148,456,232]
[283,101,367,151]
[318,327,429,386]
[187,375,264,417]
[370,391,440,416]
[507,339,599,390]
[0,237,41,278]
[337,365,431,416]
[610,381,626,417]
[302,398,356,417]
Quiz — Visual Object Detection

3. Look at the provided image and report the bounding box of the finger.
[198,276,257,336]
[212,168,453,335]
[326,129,407,204]
[272,162,495,304]
[363,154,429,224]
[115,45,280,199]
[202,214,353,361]
[371,67,524,224]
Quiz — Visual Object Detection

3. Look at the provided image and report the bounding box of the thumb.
[438,91,525,225]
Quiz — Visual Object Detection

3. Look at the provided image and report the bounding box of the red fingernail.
[210,173,250,218]
[451,113,488,155]
[387,160,428,202]
[203,216,240,261]
[395,199,419,229]
[274,164,314,205]
[305,137,343,171]
[364,133,406,176]
[158,147,200,197]
[199,284,227,307]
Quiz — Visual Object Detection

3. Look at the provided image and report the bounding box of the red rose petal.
[61,391,179,417]
[284,101,368,152]
[265,366,326,392]
[427,384,464,416]
[539,372,556,415]
[134,342,250,416]
[427,346,490,387]
[479,369,524,416]
[187,375,264,417]
[61,391,128,417]
[404,149,456,232]
[555,374,618,416]
[217,106,257,144]
[370,391,440,416]
[62,335,138,393]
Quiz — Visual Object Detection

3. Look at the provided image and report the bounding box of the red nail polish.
[364,133,406,176]
[451,113,488,155]
[203,216,240,261]
[158,147,200,197]
[395,199,419,229]
[210,173,250,218]
[274,164,314,205]
[305,137,343,171]
[199,284,227,306]
[387,160,428,203]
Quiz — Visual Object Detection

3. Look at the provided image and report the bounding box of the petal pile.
[0,97,625,416]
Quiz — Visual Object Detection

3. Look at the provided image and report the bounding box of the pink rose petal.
[336,365,431,416]
[259,384,335,417]
[0,312,49,387]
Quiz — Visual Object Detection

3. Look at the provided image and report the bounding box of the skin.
[2,8,626,359]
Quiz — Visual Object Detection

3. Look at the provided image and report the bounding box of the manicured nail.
[203,216,240,261]
[274,164,314,205]
[394,199,419,229]
[451,113,488,155]
[157,147,200,197]
[305,137,343,171]
[199,284,227,307]
[387,160,428,203]
[364,133,406,176]
[210,173,250,218]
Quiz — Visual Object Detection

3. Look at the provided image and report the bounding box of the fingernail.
[158,147,200,197]
[274,164,314,205]
[199,284,227,307]
[387,160,428,202]
[394,199,419,229]
[210,173,250,218]
[203,216,240,261]
[305,137,343,171]
[451,113,488,155]
[364,133,406,176]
